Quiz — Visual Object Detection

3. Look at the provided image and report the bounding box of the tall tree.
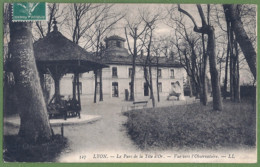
[152,41,162,102]
[178,4,223,111]
[125,15,148,101]
[223,5,256,80]
[146,28,156,108]
[167,8,208,105]
[233,39,240,102]
[172,24,203,98]
[140,10,160,108]
[223,5,249,102]
[9,20,52,142]
[201,33,208,105]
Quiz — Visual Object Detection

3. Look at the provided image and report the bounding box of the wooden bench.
[121,100,148,112]
[132,101,148,109]
[47,103,67,119]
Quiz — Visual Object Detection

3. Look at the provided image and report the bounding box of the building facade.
[51,35,187,100]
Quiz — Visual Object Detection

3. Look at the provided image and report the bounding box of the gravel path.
[54,96,201,162]
[54,98,140,162]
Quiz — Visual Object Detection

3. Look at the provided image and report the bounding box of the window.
[112,82,119,97]
[170,69,175,78]
[144,82,149,96]
[112,67,117,77]
[116,41,121,48]
[158,82,162,92]
[158,69,162,78]
[129,68,133,78]
[112,40,117,47]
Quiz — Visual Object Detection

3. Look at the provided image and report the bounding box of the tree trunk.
[219,59,222,82]
[94,70,97,103]
[207,27,223,111]
[229,30,234,101]
[201,33,208,105]
[54,77,61,102]
[156,59,160,102]
[149,65,155,108]
[129,29,137,101]
[10,22,52,143]
[236,55,240,102]
[76,73,81,109]
[188,76,193,97]
[223,40,229,99]
[195,83,201,99]
[130,58,136,101]
[223,5,256,79]
[94,31,100,103]
[73,74,77,100]
[99,69,103,101]
[190,47,201,99]
[234,40,240,102]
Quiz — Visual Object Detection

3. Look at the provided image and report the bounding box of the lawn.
[123,99,256,150]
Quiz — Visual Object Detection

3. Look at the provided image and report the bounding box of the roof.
[102,35,182,68]
[104,35,126,42]
[104,47,129,57]
[33,30,108,73]
[102,53,182,68]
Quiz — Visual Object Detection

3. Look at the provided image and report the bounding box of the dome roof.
[104,35,126,42]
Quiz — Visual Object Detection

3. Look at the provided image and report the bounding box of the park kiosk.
[33,20,108,119]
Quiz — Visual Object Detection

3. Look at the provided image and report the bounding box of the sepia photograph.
[2,2,257,163]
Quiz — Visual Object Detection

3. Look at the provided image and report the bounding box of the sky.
[46,3,202,48]
[4,3,257,84]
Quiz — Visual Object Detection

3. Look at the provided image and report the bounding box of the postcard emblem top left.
[12,2,47,22]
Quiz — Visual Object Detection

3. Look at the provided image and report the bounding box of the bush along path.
[124,100,256,150]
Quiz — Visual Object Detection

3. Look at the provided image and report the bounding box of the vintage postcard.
[1,1,258,165]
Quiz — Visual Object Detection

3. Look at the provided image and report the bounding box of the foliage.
[124,100,256,150]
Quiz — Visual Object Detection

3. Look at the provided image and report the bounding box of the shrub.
[123,100,256,150]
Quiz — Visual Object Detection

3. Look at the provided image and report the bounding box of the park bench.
[121,100,148,112]
[47,99,80,120]
[132,100,148,109]
[47,101,67,119]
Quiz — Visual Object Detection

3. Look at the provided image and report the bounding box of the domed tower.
[105,35,125,48]
[104,35,129,57]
